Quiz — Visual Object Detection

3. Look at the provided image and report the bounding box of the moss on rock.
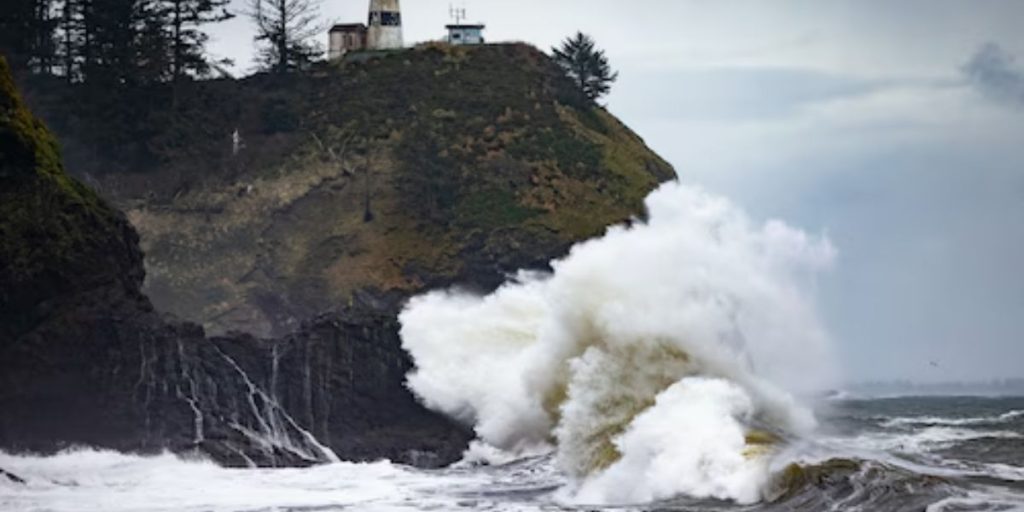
[0,56,144,340]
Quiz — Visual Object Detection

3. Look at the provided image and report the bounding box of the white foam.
[981,462,1024,482]
[400,181,838,504]
[455,441,550,468]
[0,449,401,512]
[0,448,507,512]
[928,493,1024,512]
[570,377,769,505]
[881,410,1024,428]
[827,427,1023,455]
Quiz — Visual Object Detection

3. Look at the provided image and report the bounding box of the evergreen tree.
[0,1,37,72]
[552,32,618,102]
[76,0,172,86]
[53,0,230,83]
[56,0,83,80]
[0,0,59,74]
[136,0,173,83]
[80,0,143,86]
[162,0,233,80]
[247,0,323,73]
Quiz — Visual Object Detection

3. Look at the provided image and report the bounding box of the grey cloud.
[964,43,1024,106]
[616,67,883,122]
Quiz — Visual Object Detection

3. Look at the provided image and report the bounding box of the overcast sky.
[211,1,1024,384]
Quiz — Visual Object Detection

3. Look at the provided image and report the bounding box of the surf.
[399,181,839,504]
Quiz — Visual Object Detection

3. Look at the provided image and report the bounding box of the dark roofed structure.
[329,23,368,60]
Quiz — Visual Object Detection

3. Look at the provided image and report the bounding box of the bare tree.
[246,0,322,73]
[311,127,377,223]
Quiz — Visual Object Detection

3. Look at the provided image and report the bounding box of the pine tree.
[552,32,619,102]
[80,0,143,86]
[162,0,233,80]
[0,0,59,74]
[56,0,83,80]
[33,0,58,73]
[136,0,173,84]
[247,0,323,73]
[74,0,174,86]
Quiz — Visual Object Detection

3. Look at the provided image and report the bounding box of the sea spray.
[399,181,838,504]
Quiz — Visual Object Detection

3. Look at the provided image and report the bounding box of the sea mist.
[400,181,838,505]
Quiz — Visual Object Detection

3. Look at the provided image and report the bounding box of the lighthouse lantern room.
[367,0,404,50]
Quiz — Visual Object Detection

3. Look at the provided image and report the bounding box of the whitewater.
[5,182,1024,511]
[400,180,837,504]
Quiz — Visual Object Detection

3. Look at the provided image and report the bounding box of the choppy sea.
[2,395,1023,512]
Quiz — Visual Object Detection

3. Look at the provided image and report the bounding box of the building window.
[370,11,401,26]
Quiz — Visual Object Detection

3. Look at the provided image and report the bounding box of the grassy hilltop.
[25,43,676,336]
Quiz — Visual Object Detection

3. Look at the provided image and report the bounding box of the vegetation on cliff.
[1,62,471,465]
[23,43,675,337]
[0,56,144,340]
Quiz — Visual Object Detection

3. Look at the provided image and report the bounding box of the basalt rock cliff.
[25,43,676,337]
[0,56,469,468]
[3,43,675,468]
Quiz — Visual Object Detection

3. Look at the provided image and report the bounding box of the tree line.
[0,0,326,84]
[2,2,618,103]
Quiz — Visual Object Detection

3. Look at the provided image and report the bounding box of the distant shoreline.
[837,379,1024,399]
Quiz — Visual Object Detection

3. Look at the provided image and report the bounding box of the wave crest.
[881,410,1024,428]
[400,182,837,504]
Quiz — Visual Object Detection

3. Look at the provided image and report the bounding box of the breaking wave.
[881,410,1024,428]
[399,181,838,505]
[828,427,1023,455]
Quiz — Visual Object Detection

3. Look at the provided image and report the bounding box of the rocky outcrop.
[3,44,674,468]
[0,56,470,468]
[1,289,470,468]
[27,43,676,337]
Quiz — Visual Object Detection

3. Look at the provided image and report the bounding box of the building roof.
[330,23,367,32]
[446,24,486,30]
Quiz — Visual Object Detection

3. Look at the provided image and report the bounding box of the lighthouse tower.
[367,0,403,50]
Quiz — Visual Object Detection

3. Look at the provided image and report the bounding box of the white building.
[445,24,485,45]
[327,0,404,60]
[328,24,367,60]
[367,0,404,50]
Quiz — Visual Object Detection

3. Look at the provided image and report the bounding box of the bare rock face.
[0,56,470,468]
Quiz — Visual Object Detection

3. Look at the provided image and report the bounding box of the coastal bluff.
[25,43,675,337]
[2,43,674,467]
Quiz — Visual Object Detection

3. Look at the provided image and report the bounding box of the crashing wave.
[400,181,838,505]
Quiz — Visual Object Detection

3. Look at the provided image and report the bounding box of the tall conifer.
[552,32,619,102]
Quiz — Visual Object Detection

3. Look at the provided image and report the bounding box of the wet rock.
[0,56,470,469]
[0,468,25,484]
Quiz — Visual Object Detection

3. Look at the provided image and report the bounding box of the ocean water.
[2,395,1023,512]
[5,183,1020,511]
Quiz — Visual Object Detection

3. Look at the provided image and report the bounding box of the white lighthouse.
[367,0,403,50]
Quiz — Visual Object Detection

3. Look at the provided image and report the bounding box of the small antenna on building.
[449,3,467,24]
